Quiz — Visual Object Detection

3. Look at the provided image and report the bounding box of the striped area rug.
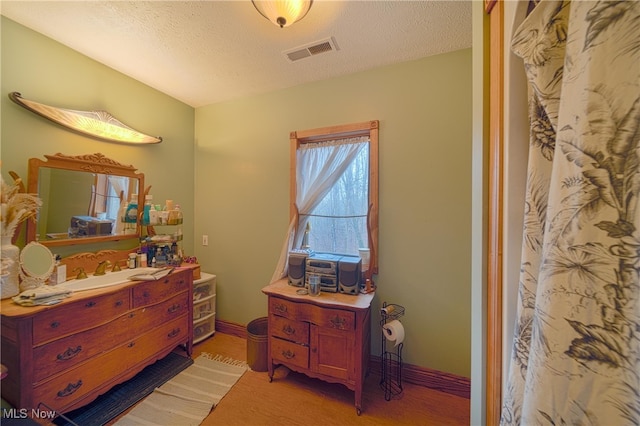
[114,354,247,426]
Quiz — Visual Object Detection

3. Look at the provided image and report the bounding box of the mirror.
[19,241,55,290]
[20,242,54,280]
[27,153,145,247]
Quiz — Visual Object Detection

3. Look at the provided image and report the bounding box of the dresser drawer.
[32,316,188,412]
[269,297,297,319]
[132,271,190,307]
[33,289,130,345]
[271,315,309,345]
[32,293,189,382]
[271,338,309,370]
[316,308,355,331]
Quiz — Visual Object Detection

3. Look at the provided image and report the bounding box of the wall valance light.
[252,0,313,28]
[8,92,162,145]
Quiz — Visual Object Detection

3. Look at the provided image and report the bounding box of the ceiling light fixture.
[252,0,313,28]
[9,92,162,144]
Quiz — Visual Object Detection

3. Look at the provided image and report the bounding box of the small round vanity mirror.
[20,242,55,288]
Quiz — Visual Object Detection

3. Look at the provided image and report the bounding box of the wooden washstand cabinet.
[262,279,374,415]
[0,267,193,414]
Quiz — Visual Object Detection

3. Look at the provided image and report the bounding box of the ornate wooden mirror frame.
[26,153,145,247]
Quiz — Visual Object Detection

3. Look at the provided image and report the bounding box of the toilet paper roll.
[382,320,405,347]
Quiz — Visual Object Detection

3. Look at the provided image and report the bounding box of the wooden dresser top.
[262,279,374,311]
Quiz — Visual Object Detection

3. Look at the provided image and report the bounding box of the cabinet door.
[309,324,354,381]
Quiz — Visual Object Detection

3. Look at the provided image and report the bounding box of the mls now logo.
[2,407,57,420]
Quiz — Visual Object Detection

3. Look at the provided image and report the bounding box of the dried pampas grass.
[1,174,42,238]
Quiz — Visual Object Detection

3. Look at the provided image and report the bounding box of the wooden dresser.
[0,267,193,414]
[262,279,374,415]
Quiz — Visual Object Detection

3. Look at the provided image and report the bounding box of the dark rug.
[53,351,193,426]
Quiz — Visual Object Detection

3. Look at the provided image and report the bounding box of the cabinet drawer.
[32,293,188,383]
[271,338,309,370]
[316,308,355,331]
[32,316,188,412]
[133,271,190,307]
[271,315,309,345]
[269,298,297,319]
[33,289,130,345]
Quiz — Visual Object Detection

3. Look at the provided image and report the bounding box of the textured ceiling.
[1,1,472,108]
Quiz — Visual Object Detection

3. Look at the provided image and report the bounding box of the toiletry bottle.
[49,255,61,285]
[175,204,183,224]
[143,195,153,225]
[168,204,183,225]
[149,204,160,225]
[114,197,129,234]
[140,237,149,266]
[124,194,139,234]
[57,261,67,284]
[128,253,137,269]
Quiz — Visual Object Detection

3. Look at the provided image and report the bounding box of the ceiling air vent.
[283,37,339,62]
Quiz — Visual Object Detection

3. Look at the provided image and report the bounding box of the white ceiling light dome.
[252,0,313,28]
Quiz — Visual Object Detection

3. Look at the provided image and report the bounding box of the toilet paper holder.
[380,302,405,401]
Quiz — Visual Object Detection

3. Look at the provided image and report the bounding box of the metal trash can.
[247,317,268,372]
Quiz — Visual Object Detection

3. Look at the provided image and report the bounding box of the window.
[271,120,379,282]
[298,138,369,255]
[89,174,132,225]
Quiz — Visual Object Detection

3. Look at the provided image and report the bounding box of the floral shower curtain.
[501,1,639,425]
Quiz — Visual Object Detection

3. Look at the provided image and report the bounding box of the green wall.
[2,16,472,378]
[1,17,195,257]
[194,49,472,376]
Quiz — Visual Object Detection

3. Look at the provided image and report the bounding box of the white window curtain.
[108,175,128,234]
[270,136,369,283]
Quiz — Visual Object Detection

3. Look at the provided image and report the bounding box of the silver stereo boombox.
[288,251,362,295]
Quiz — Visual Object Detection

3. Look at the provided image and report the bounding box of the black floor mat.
[51,352,193,426]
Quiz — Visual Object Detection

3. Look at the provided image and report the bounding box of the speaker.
[288,252,307,287]
[339,256,361,295]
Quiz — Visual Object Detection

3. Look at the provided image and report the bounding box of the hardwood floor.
[53,331,470,426]
[190,332,469,425]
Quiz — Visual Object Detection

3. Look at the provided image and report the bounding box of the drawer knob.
[50,321,60,329]
[282,325,296,336]
[128,342,136,348]
[115,300,123,307]
[57,346,82,361]
[275,304,288,314]
[167,304,182,314]
[168,328,181,338]
[281,349,296,360]
[330,316,347,330]
[85,301,96,308]
[57,380,83,397]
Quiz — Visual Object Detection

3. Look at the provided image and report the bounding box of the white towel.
[12,286,72,306]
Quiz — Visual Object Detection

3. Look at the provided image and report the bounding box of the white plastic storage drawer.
[194,295,216,320]
[194,273,216,302]
[193,273,216,343]
[194,314,215,343]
